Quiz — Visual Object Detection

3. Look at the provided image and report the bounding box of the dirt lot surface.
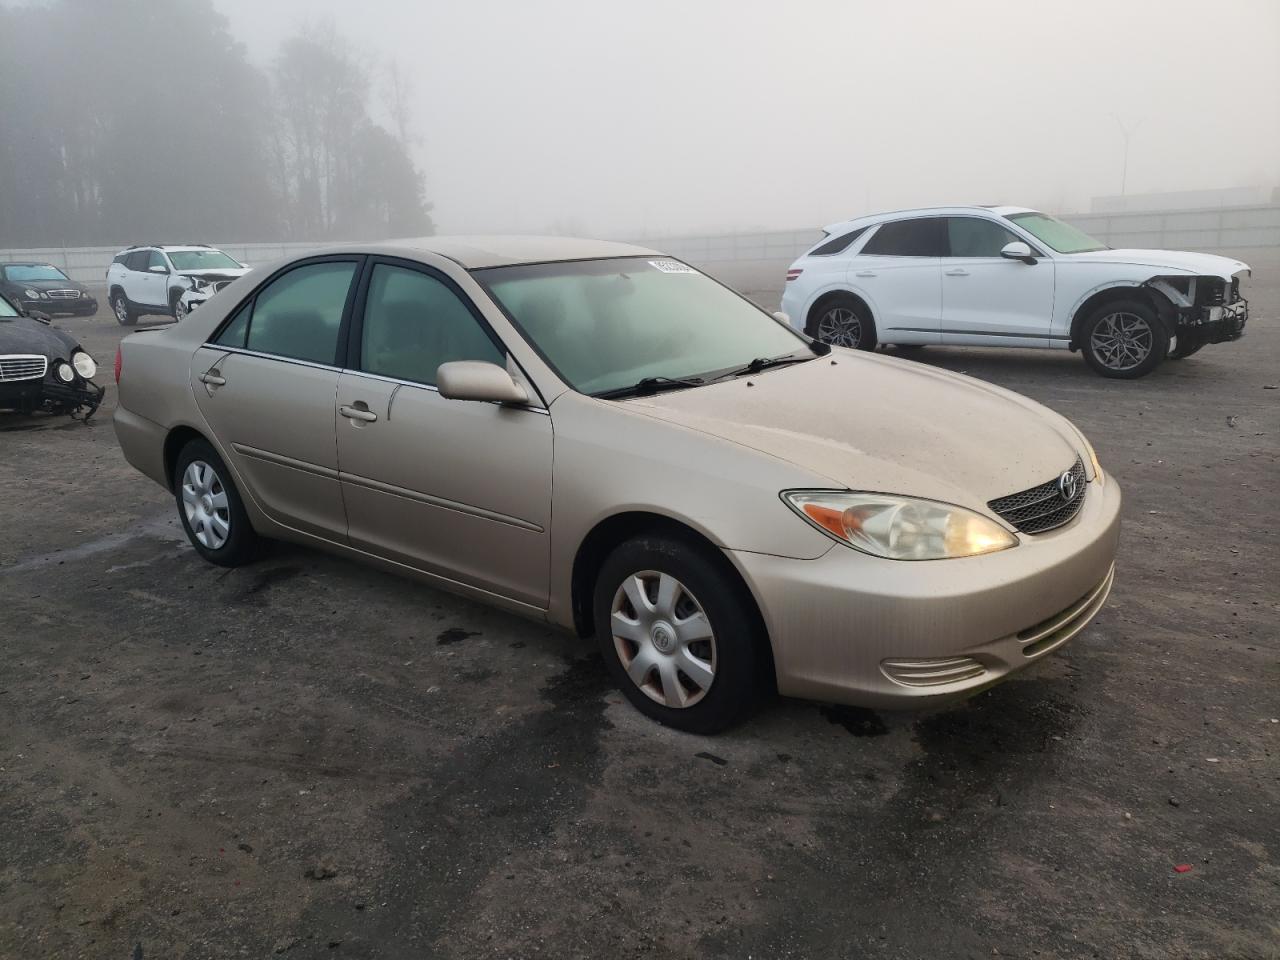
[2,257,1277,959]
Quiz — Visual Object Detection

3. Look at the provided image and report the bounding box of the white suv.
[106,245,250,325]
[780,206,1251,378]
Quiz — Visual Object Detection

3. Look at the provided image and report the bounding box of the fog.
[210,0,1279,237]
[3,0,1277,245]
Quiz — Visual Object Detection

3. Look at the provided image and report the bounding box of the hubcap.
[114,298,128,323]
[610,570,716,709]
[1091,312,1153,371]
[175,301,186,320]
[181,460,231,550]
[816,307,862,347]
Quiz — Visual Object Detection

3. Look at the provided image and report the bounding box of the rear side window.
[359,264,503,385]
[861,218,945,257]
[946,217,1023,258]
[809,226,868,256]
[124,251,148,270]
[113,253,128,266]
[241,261,358,364]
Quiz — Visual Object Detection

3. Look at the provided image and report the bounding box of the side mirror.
[148,264,169,274]
[1000,241,1036,264]
[437,360,529,405]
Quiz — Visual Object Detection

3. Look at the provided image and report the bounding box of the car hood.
[179,268,250,282]
[618,352,1084,511]
[1066,248,1250,280]
[0,316,78,356]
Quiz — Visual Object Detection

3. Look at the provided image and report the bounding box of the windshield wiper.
[729,352,817,377]
[594,375,706,400]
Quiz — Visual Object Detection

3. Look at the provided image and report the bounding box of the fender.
[799,281,879,332]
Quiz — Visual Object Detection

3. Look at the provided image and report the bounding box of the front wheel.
[809,296,877,351]
[173,439,259,567]
[593,535,768,734]
[172,297,188,322]
[1081,299,1168,379]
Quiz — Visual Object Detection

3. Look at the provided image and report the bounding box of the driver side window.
[358,264,504,386]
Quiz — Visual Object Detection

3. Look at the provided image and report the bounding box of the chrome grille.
[0,354,49,382]
[989,457,1086,534]
[45,289,80,299]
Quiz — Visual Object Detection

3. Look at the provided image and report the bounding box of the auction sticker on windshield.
[648,259,698,274]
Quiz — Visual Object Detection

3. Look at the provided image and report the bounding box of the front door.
[939,216,1057,347]
[335,259,553,606]
[139,250,171,307]
[191,257,361,541]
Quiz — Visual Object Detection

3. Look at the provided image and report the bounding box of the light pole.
[1114,115,1145,197]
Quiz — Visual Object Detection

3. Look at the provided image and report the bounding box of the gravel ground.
[1,257,1277,959]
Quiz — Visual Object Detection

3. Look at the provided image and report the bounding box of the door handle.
[340,403,378,423]
[854,271,877,278]
[945,268,970,277]
[200,371,226,386]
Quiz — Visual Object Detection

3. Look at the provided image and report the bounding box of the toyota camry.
[113,237,1120,732]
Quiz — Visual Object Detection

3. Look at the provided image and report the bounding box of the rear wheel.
[809,295,877,350]
[173,438,259,567]
[111,292,137,327]
[1080,299,1168,379]
[593,535,767,734]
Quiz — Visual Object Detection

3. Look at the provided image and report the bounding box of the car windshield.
[167,250,242,271]
[0,293,19,317]
[5,264,69,282]
[477,257,810,396]
[1006,212,1108,254]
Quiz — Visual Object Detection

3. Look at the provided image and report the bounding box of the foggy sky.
[215,0,1280,237]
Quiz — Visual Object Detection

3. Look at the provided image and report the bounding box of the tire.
[593,534,768,734]
[173,438,259,567]
[111,291,137,327]
[1080,298,1168,379]
[172,296,188,322]
[1168,329,1206,359]
[808,295,877,351]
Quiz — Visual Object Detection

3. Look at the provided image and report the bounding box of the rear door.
[138,250,171,307]
[335,258,553,606]
[191,256,361,541]
[851,217,944,343]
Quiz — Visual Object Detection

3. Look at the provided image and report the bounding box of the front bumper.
[0,375,105,416]
[729,475,1122,709]
[21,296,98,316]
[1191,297,1248,343]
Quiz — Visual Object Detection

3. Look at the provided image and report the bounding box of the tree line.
[0,0,434,249]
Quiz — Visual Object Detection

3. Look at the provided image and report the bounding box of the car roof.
[348,235,662,269]
[821,204,1038,235]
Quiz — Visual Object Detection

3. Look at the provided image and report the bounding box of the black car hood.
[4,277,88,293]
[0,316,78,357]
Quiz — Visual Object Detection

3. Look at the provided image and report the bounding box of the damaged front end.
[1146,271,1250,347]
[0,353,105,420]
[178,273,242,318]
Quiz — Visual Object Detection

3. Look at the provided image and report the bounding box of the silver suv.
[106,245,249,325]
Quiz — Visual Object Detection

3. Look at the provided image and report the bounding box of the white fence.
[3,205,1277,286]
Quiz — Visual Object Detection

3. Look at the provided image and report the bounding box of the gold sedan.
[113,237,1120,732]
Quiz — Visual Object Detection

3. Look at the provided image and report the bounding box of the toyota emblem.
[1057,470,1079,502]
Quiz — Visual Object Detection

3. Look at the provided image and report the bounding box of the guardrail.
[2,205,1276,285]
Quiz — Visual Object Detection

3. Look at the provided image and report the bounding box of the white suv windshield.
[167,250,242,271]
[1006,212,1107,254]
[478,257,810,396]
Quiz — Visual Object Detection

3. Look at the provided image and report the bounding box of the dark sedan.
[0,262,98,317]
[0,291,103,418]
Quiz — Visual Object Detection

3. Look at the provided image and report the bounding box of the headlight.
[54,361,75,383]
[72,351,97,379]
[23,288,40,299]
[783,491,1017,560]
